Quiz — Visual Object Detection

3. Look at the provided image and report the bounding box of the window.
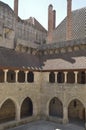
[81,72,85,84]
[57,72,64,83]
[28,71,34,83]
[49,72,55,83]
[11,73,14,81]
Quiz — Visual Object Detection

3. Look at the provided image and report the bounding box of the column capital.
[74,71,78,74]
[64,71,68,74]
[4,69,8,82]
[4,69,8,72]
[25,71,28,74]
[54,72,58,74]
[15,70,19,73]
[15,70,19,82]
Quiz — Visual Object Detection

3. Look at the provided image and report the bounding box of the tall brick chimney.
[66,0,72,40]
[14,0,18,19]
[53,10,56,30]
[47,4,56,43]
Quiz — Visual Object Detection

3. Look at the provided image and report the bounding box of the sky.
[0,0,86,29]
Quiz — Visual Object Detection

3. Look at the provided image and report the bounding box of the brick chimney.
[53,10,56,29]
[66,0,72,40]
[14,0,18,20]
[47,4,56,43]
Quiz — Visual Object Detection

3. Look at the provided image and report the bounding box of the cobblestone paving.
[8,120,85,130]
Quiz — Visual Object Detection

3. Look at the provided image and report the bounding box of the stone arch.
[49,97,63,118]
[0,99,16,123]
[20,97,33,119]
[67,97,85,109]
[68,98,85,122]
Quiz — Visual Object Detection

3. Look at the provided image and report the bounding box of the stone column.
[55,72,58,83]
[15,70,19,82]
[25,71,28,83]
[16,107,20,121]
[85,108,86,130]
[63,106,69,124]
[64,72,68,83]
[74,71,78,83]
[4,69,8,82]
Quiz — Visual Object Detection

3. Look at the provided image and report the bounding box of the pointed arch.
[20,97,33,118]
[68,99,85,122]
[49,97,63,118]
[0,99,16,123]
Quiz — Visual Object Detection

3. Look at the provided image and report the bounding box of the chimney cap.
[67,0,72,2]
[53,10,56,13]
[48,4,53,8]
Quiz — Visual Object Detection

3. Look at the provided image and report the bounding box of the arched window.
[0,70,4,82]
[49,72,55,83]
[81,72,85,84]
[67,72,75,83]
[18,71,25,83]
[57,72,64,83]
[7,70,15,83]
[78,71,86,84]
[27,71,34,83]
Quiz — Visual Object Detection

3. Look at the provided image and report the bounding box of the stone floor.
[8,120,85,130]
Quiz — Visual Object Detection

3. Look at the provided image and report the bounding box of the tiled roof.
[25,17,47,33]
[0,47,86,71]
[41,49,86,70]
[53,7,86,43]
[0,47,42,70]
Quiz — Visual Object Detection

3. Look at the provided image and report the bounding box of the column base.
[85,123,86,130]
[63,118,69,124]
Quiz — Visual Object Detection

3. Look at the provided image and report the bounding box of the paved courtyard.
[8,120,85,130]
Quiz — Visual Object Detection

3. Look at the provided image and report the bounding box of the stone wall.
[0,71,86,129]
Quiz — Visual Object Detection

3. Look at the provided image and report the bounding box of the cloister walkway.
[8,120,84,130]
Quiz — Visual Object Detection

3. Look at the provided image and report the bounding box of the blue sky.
[1,0,86,29]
